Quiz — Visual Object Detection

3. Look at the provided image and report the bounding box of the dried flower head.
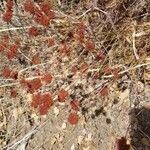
[58,89,69,102]
[68,112,79,125]
[3,10,13,22]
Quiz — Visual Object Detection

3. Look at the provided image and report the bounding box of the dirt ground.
[0,0,150,150]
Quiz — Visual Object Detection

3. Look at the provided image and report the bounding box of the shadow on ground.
[130,107,150,150]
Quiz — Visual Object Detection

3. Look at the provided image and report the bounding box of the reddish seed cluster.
[21,78,42,93]
[85,40,95,52]
[2,67,12,78]
[42,73,53,84]
[99,87,109,97]
[24,1,55,27]
[103,66,112,75]
[6,44,18,60]
[24,0,35,14]
[6,0,14,10]
[32,54,41,65]
[58,89,69,102]
[10,89,18,98]
[59,43,70,55]
[29,26,39,37]
[31,93,53,115]
[39,1,51,14]
[71,65,78,75]
[0,42,7,52]
[2,67,18,79]
[35,13,50,27]
[0,36,19,60]
[2,0,14,22]
[3,11,13,22]
[69,99,80,125]
[47,38,55,47]
[75,22,86,42]
[68,112,79,125]
[97,50,106,61]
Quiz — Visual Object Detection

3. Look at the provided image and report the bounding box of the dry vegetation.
[0,0,150,150]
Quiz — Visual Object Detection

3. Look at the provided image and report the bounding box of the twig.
[0,26,31,32]
[18,58,55,78]
[132,24,139,60]
[4,126,37,150]
[18,50,32,62]
[103,62,150,78]
[77,8,92,19]
[0,82,19,88]
[94,7,115,30]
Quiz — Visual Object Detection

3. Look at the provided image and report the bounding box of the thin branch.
[103,62,150,78]
[0,26,31,33]
[132,24,139,60]
[0,82,19,88]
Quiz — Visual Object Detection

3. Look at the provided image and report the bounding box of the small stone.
[78,135,84,144]
[106,118,111,124]
[71,144,75,150]
[53,107,59,117]
[61,122,66,129]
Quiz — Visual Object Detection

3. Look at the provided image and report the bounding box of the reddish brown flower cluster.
[59,42,70,55]
[42,73,53,84]
[31,93,53,115]
[20,72,53,94]
[99,87,109,97]
[47,38,55,47]
[71,65,78,75]
[24,1,55,27]
[2,67,12,78]
[2,67,18,79]
[32,54,41,64]
[28,26,39,37]
[10,88,18,98]
[0,35,9,52]
[21,78,42,93]
[85,40,95,52]
[2,0,14,22]
[24,0,35,14]
[0,35,19,60]
[39,2,55,19]
[58,89,69,102]
[75,22,86,42]
[103,66,112,75]
[0,42,7,52]
[6,44,18,60]
[97,50,106,61]
[68,112,79,125]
